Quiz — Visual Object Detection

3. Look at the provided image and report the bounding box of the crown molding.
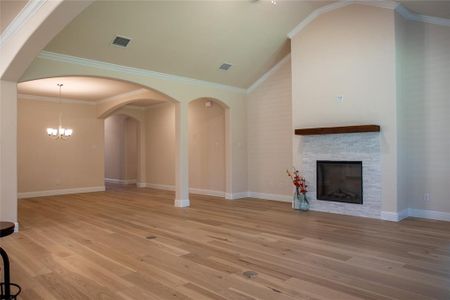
[287,0,450,39]
[246,54,291,94]
[38,51,247,94]
[395,5,450,27]
[0,0,47,47]
[18,93,97,105]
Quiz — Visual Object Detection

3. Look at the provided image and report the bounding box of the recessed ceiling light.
[271,0,277,5]
[219,63,232,71]
[112,35,131,48]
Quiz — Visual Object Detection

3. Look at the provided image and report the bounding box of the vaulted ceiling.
[43,0,333,88]
[3,1,450,90]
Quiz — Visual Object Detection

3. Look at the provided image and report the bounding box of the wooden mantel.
[295,125,380,136]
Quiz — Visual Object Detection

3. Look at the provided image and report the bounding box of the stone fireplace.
[300,130,381,219]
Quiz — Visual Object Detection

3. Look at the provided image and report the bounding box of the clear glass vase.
[293,191,310,211]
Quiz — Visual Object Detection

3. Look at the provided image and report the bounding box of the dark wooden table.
[0,222,14,238]
[0,221,20,299]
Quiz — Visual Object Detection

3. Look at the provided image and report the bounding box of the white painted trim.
[408,208,450,222]
[381,209,409,222]
[141,183,225,197]
[225,192,249,200]
[18,186,105,199]
[246,54,291,94]
[105,178,137,185]
[395,5,450,27]
[38,51,246,94]
[287,1,355,39]
[174,199,190,207]
[137,182,146,188]
[143,183,176,191]
[287,1,450,39]
[14,222,19,233]
[97,88,148,104]
[189,188,225,197]
[18,93,97,105]
[0,0,47,47]
[247,192,292,203]
[125,104,149,111]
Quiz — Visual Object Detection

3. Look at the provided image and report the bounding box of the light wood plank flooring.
[1,184,449,299]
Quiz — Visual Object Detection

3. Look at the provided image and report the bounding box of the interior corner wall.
[188,99,225,193]
[396,18,450,214]
[290,4,398,212]
[247,57,293,197]
[18,98,104,194]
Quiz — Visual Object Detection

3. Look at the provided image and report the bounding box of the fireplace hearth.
[316,161,363,204]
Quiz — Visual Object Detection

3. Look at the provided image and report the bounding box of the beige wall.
[18,98,104,194]
[397,19,450,214]
[105,115,125,180]
[247,57,292,196]
[189,99,225,192]
[104,114,138,181]
[145,103,176,186]
[125,117,138,180]
[291,5,398,212]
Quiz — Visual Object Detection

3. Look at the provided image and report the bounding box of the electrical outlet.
[336,95,344,103]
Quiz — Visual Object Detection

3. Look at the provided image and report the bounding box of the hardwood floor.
[1,185,449,299]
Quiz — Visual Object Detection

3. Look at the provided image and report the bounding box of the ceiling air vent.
[112,35,131,48]
[219,63,232,71]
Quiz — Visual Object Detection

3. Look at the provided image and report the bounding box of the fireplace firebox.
[316,161,363,204]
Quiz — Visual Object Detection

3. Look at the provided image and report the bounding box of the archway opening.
[188,98,229,197]
[16,75,175,199]
[104,114,139,189]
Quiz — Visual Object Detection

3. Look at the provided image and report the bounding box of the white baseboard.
[381,209,409,222]
[143,183,175,191]
[14,222,19,232]
[408,208,450,222]
[247,192,292,202]
[174,199,190,207]
[225,192,249,200]
[18,186,105,199]
[137,182,146,188]
[381,208,450,222]
[105,178,137,185]
[189,188,225,197]
[142,183,225,197]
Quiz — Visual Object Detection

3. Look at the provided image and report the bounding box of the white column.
[174,102,190,207]
[0,80,18,228]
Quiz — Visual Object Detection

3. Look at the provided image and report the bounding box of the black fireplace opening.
[316,161,363,204]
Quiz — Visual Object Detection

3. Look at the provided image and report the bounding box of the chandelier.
[46,83,73,139]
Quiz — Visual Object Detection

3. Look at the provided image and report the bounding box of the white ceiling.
[7,0,450,97]
[44,0,334,88]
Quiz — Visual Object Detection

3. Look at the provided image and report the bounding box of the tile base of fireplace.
[301,132,381,219]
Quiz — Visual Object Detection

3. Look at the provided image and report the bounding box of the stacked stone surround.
[302,132,382,219]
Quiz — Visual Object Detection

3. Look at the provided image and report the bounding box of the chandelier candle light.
[46,83,73,139]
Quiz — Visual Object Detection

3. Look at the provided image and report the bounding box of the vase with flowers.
[286,167,310,211]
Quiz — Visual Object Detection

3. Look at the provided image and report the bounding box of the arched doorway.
[104,114,140,188]
[15,76,190,209]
